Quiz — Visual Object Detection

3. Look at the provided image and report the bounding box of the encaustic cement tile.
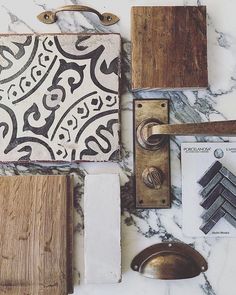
[0,33,121,162]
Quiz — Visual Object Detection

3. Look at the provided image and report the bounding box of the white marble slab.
[1,0,236,295]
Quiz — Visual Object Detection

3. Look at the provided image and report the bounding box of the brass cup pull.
[37,5,120,26]
[131,242,208,280]
[138,120,236,150]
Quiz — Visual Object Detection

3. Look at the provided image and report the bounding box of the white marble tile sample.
[0,33,121,162]
[84,174,121,284]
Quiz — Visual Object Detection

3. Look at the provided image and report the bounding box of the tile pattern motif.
[0,34,121,162]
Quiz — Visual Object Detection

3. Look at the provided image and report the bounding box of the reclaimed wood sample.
[0,175,73,294]
[131,6,208,90]
[0,33,121,162]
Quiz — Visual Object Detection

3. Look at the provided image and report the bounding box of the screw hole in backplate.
[139,200,144,204]
[161,103,166,108]
[137,103,143,108]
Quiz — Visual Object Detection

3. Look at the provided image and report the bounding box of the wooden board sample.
[131,6,208,90]
[0,175,73,295]
[0,33,121,162]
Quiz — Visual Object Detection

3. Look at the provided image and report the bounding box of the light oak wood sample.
[131,6,208,90]
[0,175,73,295]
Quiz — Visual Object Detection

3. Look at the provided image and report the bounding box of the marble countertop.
[1,0,236,294]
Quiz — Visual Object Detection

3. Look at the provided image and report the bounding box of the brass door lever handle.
[37,5,120,26]
[134,99,236,209]
[137,120,236,150]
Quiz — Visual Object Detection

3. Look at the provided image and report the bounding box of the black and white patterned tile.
[0,33,121,161]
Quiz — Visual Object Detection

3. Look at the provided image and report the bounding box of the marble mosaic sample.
[0,34,121,162]
[199,161,236,234]
[182,143,236,238]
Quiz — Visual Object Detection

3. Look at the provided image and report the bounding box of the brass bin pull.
[37,5,120,26]
[131,242,208,280]
[138,120,236,150]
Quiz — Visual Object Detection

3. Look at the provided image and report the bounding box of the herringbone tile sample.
[0,175,73,294]
[198,161,236,234]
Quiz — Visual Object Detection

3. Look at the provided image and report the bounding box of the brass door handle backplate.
[134,99,170,208]
[134,99,236,208]
[37,5,120,26]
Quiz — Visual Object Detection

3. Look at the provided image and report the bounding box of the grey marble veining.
[0,0,236,294]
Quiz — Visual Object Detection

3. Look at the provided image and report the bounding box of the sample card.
[182,142,236,237]
[0,34,121,162]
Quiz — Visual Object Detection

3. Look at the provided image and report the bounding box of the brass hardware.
[138,120,236,151]
[136,119,167,150]
[134,100,170,208]
[134,98,236,208]
[37,5,120,26]
[142,167,163,189]
[131,242,208,280]
[148,120,236,145]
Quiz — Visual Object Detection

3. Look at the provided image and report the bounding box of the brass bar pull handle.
[137,120,236,150]
[149,120,236,137]
[37,5,120,26]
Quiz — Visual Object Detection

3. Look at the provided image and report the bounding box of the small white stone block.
[84,174,121,284]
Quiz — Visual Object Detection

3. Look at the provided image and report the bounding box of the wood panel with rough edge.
[0,175,73,295]
[131,6,208,90]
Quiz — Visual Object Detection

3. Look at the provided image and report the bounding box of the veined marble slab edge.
[0,0,236,295]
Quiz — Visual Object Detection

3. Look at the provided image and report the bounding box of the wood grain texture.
[0,175,73,295]
[131,6,208,90]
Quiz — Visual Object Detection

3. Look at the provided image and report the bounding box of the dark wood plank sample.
[0,175,73,295]
[131,6,208,90]
[200,208,226,235]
